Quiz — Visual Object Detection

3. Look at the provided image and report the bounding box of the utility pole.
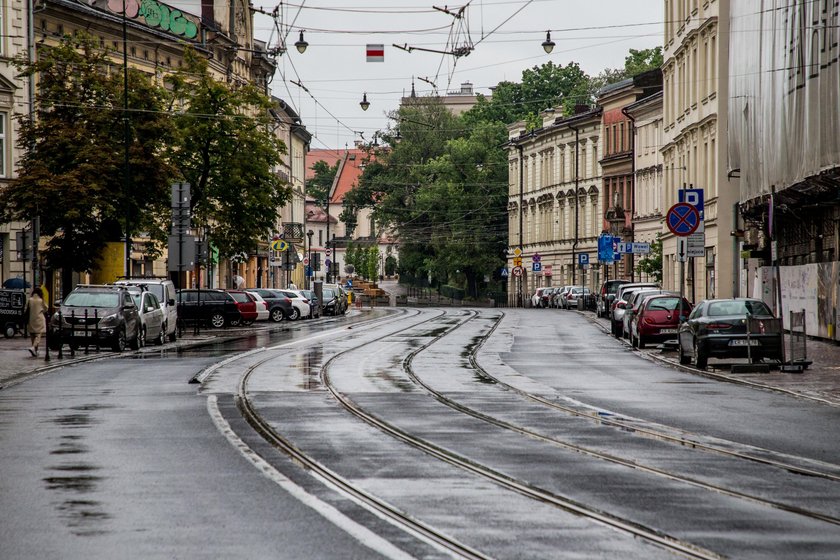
[122,0,132,277]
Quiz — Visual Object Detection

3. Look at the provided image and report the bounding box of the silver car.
[610,283,659,337]
[129,289,166,346]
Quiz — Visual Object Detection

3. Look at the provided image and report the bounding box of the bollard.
[84,310,90,354]
[58,309,64,359]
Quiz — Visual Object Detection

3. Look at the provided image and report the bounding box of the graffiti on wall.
[757,262,840,341]
[96,0,199,40]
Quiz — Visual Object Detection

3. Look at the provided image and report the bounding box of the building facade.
[624,91,664,284]
[661,0,737,302]
[728,0,840,341]
[596,70,662,283]
[0,1,32,288]
[507,107,603,305]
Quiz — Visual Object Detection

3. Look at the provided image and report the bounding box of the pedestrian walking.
[24,287,48,357]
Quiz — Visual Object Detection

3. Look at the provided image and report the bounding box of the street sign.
[679,188,705,232]
[303,257,309,265]
[532,253,541,263]
[544,264,552,277]
[512,266,523,277]
[532,262,542,272]
[615,242,627,254]
[271,239,288,252]
[666,203,700,236]
[513,257,522,267]
[500,268,509,278]
[325,249,331,257]
[686,233,704,257]
[631,242,651,254]
[325,258,332,267]
[676,237,687,262]
[513,248,522,257]
[578,253,590,266]
[598,233,614,263]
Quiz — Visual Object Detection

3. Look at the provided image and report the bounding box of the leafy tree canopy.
[307,159,338,207]
[0,32,174,291]
[166,48,289,258]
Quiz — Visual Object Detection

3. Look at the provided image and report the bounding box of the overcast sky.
[177,1,663,150]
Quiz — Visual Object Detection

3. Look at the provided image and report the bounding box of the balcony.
[283,222,304,242]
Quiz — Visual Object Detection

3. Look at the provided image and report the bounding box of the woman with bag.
[24,287,48,357]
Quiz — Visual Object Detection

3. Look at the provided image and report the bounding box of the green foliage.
[365,246,379,281]
[384,254,397,276]
[1,32,174,286]
[636,234,663,283]
[308,159,338,207]
[624,47,664,77]
[166,48,289,258]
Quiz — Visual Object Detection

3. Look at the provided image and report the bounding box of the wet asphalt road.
[2,307,840,559]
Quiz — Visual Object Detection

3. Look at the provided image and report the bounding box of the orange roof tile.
[306,149,345,181]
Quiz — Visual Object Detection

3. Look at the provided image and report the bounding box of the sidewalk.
[584,311,840,407]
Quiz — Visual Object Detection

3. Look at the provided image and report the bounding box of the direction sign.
[615,242,627,254]
[532,262,542,272]
[676,237,688,263]
[666,203,700,236]
[631,242,651,254]
[512,266,523,277]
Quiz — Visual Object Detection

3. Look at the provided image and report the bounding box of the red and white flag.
[366,44,384,62]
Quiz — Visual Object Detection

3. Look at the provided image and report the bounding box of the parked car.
[276,290,311,320]
[248,291,270,322]
[539,287,555,308]
[552,286,573,308]
[297,289,320,318]
[322,284,348,314]
[531,288,546,308]
[321,287,344,316]
[609,283,660,337]
[678,298,783,369]
[564,287,591,310]
[630,294,692,349]
[176,289,241,328]
[127,286,166,346]
[226,290,259,326]
[114,278,178,342]
[622,289,677,339]
[597,279,629,318]
[245,289,293,323]
[49,284,141,352]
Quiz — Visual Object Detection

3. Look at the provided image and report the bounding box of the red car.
[630,294,692,349]
[226,290,258,326]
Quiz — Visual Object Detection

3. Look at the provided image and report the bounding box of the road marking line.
[206,395,415,560]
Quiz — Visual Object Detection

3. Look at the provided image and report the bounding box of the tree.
[0,33,174,294]
[166,48,289,258]
[308,159,338,207]
[624,47,664,77]
[636,234,663,283]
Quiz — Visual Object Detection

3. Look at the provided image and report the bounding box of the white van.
[114,278,178,342]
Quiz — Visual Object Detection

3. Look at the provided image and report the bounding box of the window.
[619,122,625,152]
[605,127,610,156]
[318,230,323,246]
[0,113,6,176]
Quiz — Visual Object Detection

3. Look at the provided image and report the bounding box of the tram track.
[229,307,840,559]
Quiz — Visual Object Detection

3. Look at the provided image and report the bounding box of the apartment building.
[507,107,603,305]
[661,0,737,301]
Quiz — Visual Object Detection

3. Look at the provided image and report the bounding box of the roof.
[329,149,373,204]
[305,202,337,224]
[306,149,346,181]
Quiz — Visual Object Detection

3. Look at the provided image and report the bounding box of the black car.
[177,289,241,328]
[245,289,293,323]
[49,284,141,352]
[678,298,783,369]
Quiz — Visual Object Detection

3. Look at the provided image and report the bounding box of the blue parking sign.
[598,233,613,263]
[578,253,589,266]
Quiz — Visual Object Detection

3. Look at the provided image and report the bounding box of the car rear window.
[229,292,250,303]
[708,300,773,317]
[647,297,682,311]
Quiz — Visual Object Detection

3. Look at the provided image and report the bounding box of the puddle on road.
[292,346,324,391]
[44,406,112,537]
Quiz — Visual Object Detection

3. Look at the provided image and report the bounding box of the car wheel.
[289,308,300,321]
[270,308,284,323]
[242,319,254,326]
[112,328,126,352]
[678,340,691,365]
[210,312,226,329]
[611,321,621,338]
[4,324,15,338]
[168,325,177,343]
[130,326,144,350]
[693,340,708,369]
[155,325,165,346]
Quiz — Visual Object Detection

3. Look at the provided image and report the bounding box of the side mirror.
[616,302,626,309]
[168,299,176,306]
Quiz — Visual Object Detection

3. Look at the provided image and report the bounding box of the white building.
[661,0,737,301]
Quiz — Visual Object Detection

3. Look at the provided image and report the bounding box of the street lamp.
[541,31,555,54]
[295,30,308,54]
[306,229,314,289]
[359,93,370,111]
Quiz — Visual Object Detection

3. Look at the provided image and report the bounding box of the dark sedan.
[678,298,783,369]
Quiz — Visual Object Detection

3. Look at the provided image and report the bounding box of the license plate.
[72,330,96,337]
[729,339,759,346]
[659,329,678,334]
